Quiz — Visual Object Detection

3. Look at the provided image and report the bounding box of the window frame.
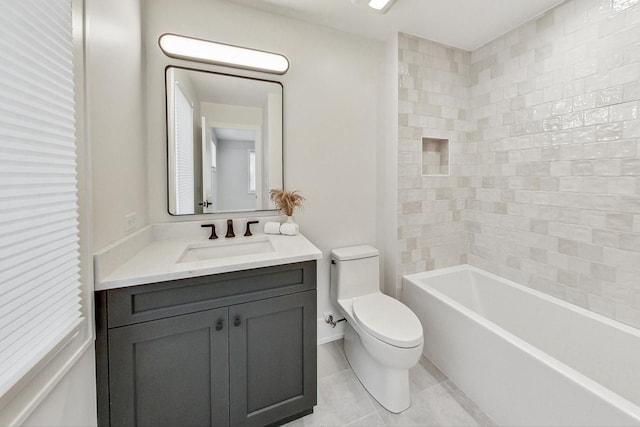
[0,1,94,424]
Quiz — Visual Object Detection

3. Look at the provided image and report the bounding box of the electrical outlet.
[124,212,137,232]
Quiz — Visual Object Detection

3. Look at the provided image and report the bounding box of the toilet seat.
[352,293,423,348]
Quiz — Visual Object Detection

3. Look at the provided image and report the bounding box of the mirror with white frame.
[166,66,283,215]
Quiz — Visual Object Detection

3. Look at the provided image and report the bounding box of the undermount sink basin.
[178,237,275,263]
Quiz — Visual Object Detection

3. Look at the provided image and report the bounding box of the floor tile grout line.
[344,409,382,427]
[313,340,495,427]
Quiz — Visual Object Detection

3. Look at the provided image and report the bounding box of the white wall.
[88,0,148,251]
[22,350,97,427]
[379,34,399,298]
[142,0,384,340]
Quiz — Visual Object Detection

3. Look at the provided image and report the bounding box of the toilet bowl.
[330,245,424,413]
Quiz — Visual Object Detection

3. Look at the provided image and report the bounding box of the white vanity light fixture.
[158,33,289,75]
[368,0,397,13]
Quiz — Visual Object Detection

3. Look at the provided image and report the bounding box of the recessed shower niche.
[422,137,449,176]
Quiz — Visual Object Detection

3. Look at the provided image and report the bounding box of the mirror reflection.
[166,66,283,215]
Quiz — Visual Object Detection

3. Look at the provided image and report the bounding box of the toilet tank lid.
[331,245,379,261]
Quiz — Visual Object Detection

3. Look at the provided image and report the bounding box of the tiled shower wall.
[398,0,640,328]
[467,0,640,327]
[397,34,471,280]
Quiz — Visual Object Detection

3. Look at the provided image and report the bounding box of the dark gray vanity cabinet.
[96,261,317,427]
[108,308,230,426]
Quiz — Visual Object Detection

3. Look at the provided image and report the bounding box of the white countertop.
[94,221,322,291]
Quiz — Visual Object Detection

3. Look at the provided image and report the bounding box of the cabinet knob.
[234,316,241,327]
[216,319,224,331]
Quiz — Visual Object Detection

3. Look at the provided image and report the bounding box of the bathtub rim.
[402,264,640,421]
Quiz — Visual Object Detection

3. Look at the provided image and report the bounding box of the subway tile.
[621,159,640,175]
[562,112,585,129]
[585,72,611,92]
[604,247,640,268]
[593,228,620,247]
[622,119,640,137]
[544,84,564,102]
[563,79,586,98]
[580,210,608,228]
[609,140,637,158]
[540,177,560,191]
[602,283,631,305]
[579,242,604,262]
[595,122,623,141]
[623,81,640,102]
[590,194,623,211]
[570,160,594,175]
[573,93,596,111]
[592,159,622,176]
[610,102,638,121]
[619,233,640,252]
[566,288,589,307]
[612,0,640,11]
[558,269,579,287]
[583,107,610,125]
[552,131,575,146]
[620,195,640,213]
[607,177,637,194]
[619,268,640,289]
[552,99,573,115]
[558,238,580,255]
[542,116,562,131]
[606,212,635,231]
[611,63,640,86]
[583,142,609,159]
[550,161,571,176]
[579,275,604,295]
[574,58,598,79]
[595,87,623,107]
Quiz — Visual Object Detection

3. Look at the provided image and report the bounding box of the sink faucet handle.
[201,224,218,240]
[225,219,235,238]
[244,220,259,237]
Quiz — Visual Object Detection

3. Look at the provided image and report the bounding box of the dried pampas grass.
[269,189,305,217]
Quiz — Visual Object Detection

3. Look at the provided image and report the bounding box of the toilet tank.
[330,245,380,302]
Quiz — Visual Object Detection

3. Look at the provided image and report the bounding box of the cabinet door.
[229,291,317,426]
[108,308,229,427]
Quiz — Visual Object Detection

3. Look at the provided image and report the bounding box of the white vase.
[281,216,299,236]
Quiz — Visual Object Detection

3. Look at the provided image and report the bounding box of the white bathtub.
[402,265,640,427]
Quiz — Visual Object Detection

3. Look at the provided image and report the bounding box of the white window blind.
[174,83,195,215]
[0,0,82,399]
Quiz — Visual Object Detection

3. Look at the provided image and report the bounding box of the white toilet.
[330,245,424,413]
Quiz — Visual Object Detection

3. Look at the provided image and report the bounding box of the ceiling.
[226,0,565,51]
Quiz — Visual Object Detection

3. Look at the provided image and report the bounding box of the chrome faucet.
[225,219,235,238]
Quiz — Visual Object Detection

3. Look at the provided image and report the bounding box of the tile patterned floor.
[286,340,496,427]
